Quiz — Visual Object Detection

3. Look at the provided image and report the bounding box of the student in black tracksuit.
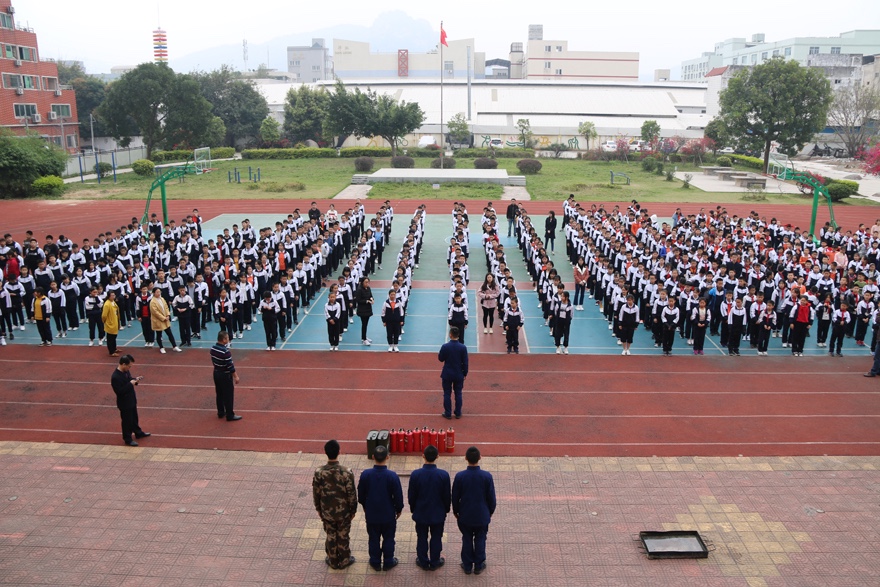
[691,298,710,355]
[755,301,776,356]
[503,299,523,354]
[381,289,405,352]
[618,294,640,356]
[85,287,106,346]
[448,294,468,346]
[660,298,680,356]
[325,292,343,351]
[553,291,573,354]
[727,298,748,356]
[260,291,280,351]
[828,302,851,357]
[172,286,194,347]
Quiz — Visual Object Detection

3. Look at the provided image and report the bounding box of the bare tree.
[827,84,880,157]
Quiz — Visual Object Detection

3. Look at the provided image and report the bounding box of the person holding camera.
[110,354,151,447]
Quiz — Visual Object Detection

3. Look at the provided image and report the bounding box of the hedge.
[429,157,456,169]
[455,148,534,158]
[339,147,392,158]
[474,157,498,169]
[150,149,193,162]
[242,148,336,160]
[391,156,415,169]
[354,157,374,172]
[516,159,542,174]
[31,176,65,197]
[826,179,859,197]
[211,147,235,159]
[731,154,764,170]
[826,183,854,201]
[131,159,155,177]
[406,147,443,158]
[716,156,732,168]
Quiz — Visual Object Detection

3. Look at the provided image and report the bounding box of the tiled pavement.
[1,442,878,587]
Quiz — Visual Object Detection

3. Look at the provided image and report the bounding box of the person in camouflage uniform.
[313,439,358,570]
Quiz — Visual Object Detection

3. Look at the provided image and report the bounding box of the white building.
[255,79,708,149]
[332,38,485,80]
[681,30,880,81]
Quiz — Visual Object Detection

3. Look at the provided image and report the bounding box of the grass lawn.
[62,156,875,207]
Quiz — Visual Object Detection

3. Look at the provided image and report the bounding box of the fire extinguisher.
[405,429,413,453]
[421,427,430,451]
[411,428,420,453]
[390,429,400,453]
[446,427,455,452]
[438,428,447,452]
[430,428,439,449]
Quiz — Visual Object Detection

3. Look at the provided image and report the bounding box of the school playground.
[0,198,878,587]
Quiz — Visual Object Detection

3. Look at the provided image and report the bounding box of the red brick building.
[0,0,78,153]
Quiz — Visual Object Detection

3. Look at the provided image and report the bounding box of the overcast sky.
[16,0,878,80]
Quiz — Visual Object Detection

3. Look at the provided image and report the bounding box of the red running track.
[0,345,878,457]
[0,198,871,244]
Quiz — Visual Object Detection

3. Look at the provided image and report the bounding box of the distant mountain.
[170,11,440,74]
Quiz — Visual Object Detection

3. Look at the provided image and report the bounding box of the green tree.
[447,112,470,147]
[640,120,661,143]
[203,116,227,147]
[703,118,730,152]
[0,129,67,197]
[192,66,269,147]
[98,63,214,158]
[368,92,425,156]
[69,76,109,140]
[324,80,372,146]
[578,121,598,150]
[260,117,282,144]
[516,118,535,149]
[283,85,330,144]
[719,57,833,172]
[55,61,86,85]
[827,84,880,157]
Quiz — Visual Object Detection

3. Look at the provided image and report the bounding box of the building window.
[2,73,21,88]
[66,134,77,149]
[784,47,791,56]
[555,69,563,75]
[544,61,551,68]
[544,45,551,52]
[51,104,72,118]
[809,46,819,54]
[750,54,757,63]
[444,60,453,72]
[291,60,300,66]
[311,65,320,71]
[834,79,842,84]
[42,77,58,91]
[761,52,768,61]
[0,13,13,29]
[13,103,37,118]
[772,49,779,57]
[831,46,841,54]
[556,45,563,52]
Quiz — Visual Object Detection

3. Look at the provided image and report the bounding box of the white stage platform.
[360,169,524,186]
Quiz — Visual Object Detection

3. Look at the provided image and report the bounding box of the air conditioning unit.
[14,59,22,67]
[48,112,58,121]
[54,89,62,96]
[15,87,23,95]
[31,114,41,123]
[7,6,15,13]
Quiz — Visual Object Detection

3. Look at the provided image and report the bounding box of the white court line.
[0,401,875,419]
[0,358,862,376]
[0,427,876,448]
[0,382,875,395]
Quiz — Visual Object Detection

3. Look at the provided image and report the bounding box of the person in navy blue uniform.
[438,326,468,419]
[452,446,496,575]
[357,445,404,571]
[408,444,451,571]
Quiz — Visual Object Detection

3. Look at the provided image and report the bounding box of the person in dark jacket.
[438,327,468,419]
[452,446,496,575]
[358,445,403,571]
[408,445,451,570]
[355,277,374,346]
[110,354,150,446]
[544,210,558,252]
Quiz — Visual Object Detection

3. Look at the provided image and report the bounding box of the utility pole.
[90,113,96,153]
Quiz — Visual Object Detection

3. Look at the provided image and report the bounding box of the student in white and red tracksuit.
[828,302,851,357]
[788,296,815,357]
[381,289,405,352]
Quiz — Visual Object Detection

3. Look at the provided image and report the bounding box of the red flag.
[440,26,448,47]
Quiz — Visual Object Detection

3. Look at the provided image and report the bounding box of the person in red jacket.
[788,296,815,357]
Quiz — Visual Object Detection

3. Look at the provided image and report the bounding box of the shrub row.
[826,179,859,200]
[731,154,764,170]
[339,147,392,158]
[31,176,65,197]
[242,148,336,160]
[150,149,194,162]
[455,148,534,158]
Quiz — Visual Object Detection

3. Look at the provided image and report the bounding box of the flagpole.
[440,20,444,170]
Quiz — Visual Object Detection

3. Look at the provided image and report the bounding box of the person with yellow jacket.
[102,291,121,357]
[149,287,182,355]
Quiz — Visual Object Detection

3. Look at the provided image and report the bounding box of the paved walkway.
[333,185,373,200]
[1,441,877,587]
[674,172,802,195]
[501,185,531,200]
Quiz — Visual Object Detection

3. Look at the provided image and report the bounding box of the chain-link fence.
[64,147,148,178]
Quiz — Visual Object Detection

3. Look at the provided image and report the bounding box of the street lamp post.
[89,113,96,154]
